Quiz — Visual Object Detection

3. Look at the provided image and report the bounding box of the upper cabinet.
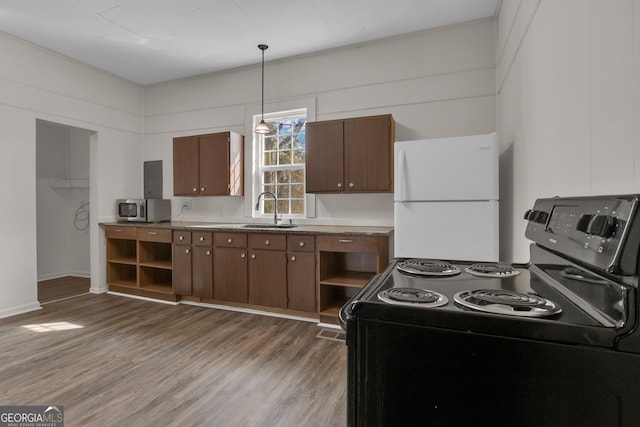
[173,131,244,196]
[305,114,395,193]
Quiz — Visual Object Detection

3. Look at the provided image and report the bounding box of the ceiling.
[0,0,498,86]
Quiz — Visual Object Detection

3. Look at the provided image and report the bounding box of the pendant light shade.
[255,44,271,134]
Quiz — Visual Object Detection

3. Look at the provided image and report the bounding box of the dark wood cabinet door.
[213,248,247,302]
[248,250,287,308]
[173,136,200,196]
[192,246,213,299]
[172,244,192,295]
[287,252,316,312]
[305,120,344,193]
[199,132,230,196]
[345,115,392,192]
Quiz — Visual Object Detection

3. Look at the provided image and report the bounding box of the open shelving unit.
[105,225,177,302]
[316,235,389,325]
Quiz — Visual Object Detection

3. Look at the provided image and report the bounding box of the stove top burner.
[397,259,461,277]
[453,289,562,317]
[378,288,448,308]
[465,263,521,278]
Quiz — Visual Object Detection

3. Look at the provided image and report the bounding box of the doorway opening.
[36,120,93,303]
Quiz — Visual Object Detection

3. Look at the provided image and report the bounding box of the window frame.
[253,108,307,220]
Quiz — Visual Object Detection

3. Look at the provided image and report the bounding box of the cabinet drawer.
[214,232,247,248]
[137,228,173,243]
[173,230,192,244]
[316,235,379,252]
[105,225,137,240]
[287,235,315,252]
[193,232,213,246]
[249,233,286,251]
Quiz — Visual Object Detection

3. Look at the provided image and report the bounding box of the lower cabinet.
[213,233,248,303]
[287,235,317,312]
[192,243,214,299]
[248,234,287,308]
[173,231,214,299]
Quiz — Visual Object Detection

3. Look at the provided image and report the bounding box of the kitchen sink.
[241,224,298,229]
[183,223,298,229]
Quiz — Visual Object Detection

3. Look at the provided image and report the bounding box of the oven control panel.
[525,194,640,274]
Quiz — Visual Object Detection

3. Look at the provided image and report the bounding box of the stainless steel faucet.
[255,191,280,224]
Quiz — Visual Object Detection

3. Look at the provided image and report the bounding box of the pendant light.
[254,44,271,134]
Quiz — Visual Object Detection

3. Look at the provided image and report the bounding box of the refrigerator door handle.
[396,148,406,202]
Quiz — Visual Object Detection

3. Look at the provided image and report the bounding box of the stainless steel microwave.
[116,199,171,223]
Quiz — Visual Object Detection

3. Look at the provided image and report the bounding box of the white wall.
[0,32,145,318]
[143,20,497,226]
[36,120,91,280]
[496,0,640,262]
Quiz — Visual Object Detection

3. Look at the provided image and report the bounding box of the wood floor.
[0,293,347,426]
[38,276,90,303]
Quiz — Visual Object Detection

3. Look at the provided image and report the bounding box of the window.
[255,109,307,217]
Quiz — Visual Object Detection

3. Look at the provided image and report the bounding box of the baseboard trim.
[0,302,42,320]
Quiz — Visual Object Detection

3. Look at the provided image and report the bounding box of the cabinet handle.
[251,254,256,259]
[115,229,124,232]
[192,187,197,192]
[199,236,205,242]
[339,239,354,243]
[227,238,233,244]
[349,182,355,188]
[337,183,342,188]
[206,250,211,256]
[185,249,190,254]
[148,232,158,235]
[299,241,305,247]
[240,253,246,258]
[201,187,205,192]
[290,255,296,262]
[265,239,270,246]
[179,235,184,241]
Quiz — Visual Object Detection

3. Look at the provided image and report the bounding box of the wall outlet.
[182,198,192,210]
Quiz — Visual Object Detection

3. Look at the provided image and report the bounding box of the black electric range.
[340,194,640,427]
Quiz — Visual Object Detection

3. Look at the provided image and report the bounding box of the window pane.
[264,171,276,184]
[278,150,291,165]
[264,151,277,166]
[292,134,305,151]
[293,118,306,133]
[277,185,289,199]
[263,199,275,213]
[291,184,304,198]
[277,170,290,183]
[279,122,292,135]
[264,184,275,194]
[279,135,292,150]
[264,136,277,151]
[277,200,289,214]
[291,169,304,183]
[291,199,304,214]
[293,149,304,164]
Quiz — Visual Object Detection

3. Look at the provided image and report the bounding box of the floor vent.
[316,328,346,342]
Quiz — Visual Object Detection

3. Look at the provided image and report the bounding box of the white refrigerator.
[394,133,499,262]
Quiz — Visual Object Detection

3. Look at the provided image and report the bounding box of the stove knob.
[587,215,617,238]
[524,209,533,220]
[525,210,548,224]
[535,211,549,224]
[576,214,594,233]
